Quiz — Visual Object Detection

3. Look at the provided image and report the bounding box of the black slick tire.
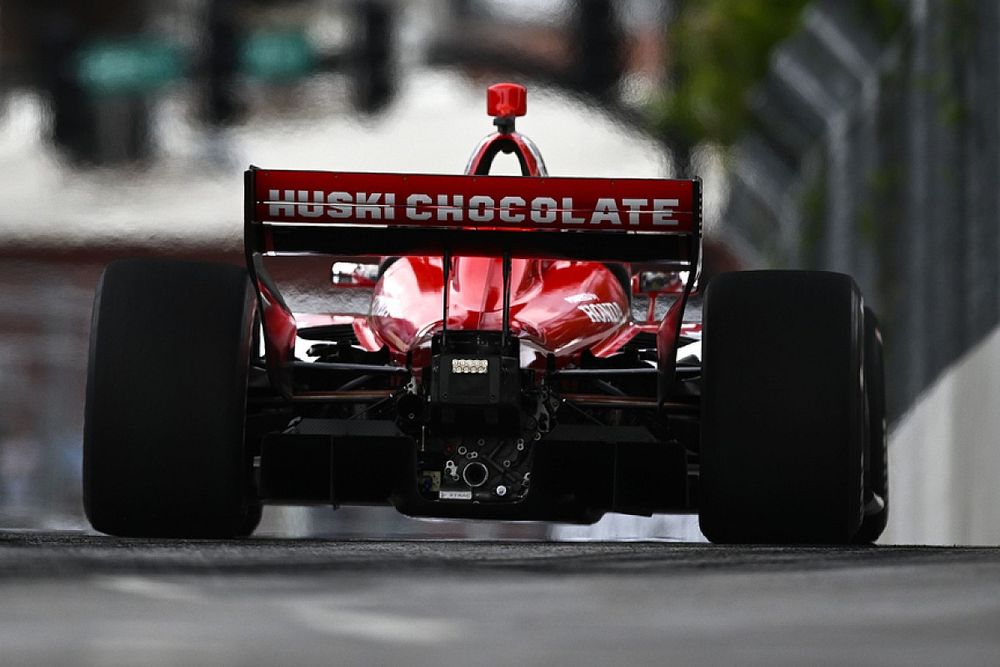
[83,259,261,538]
[699,271,866,544]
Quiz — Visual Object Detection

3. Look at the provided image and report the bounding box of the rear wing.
[245,168,701,265]
[244,167,702,403]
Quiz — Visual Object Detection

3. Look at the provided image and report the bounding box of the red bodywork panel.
[370,256,631,366]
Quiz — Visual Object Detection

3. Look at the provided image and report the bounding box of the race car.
[83,83,888,544]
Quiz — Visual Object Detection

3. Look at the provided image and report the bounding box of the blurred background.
[0,0,997,543]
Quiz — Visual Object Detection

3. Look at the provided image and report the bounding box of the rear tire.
[83,259,261,538]
[854,307,888,543]
[699,271,866,544]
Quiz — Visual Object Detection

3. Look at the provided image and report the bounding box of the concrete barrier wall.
[884,325,1000,545]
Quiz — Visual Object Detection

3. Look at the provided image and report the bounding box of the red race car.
[83,84,887,544]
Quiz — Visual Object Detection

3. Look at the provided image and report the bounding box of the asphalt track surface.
[2,531,999,666]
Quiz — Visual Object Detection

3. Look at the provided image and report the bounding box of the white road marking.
[96,576,206,603]
[282,601,461,644]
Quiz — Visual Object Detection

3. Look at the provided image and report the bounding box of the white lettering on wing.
[268,189,295,217]
[406,193,432,221]
[652,198,680,226]
[297,190,325,218]
[263,187,687,228]
[590,198,621,226]
[531,197,557,224]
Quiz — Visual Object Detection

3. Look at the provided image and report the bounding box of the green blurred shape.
[656,0,904,150]
[659,0,809,148]
[77,39,184,95]
[240,30,316,80]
